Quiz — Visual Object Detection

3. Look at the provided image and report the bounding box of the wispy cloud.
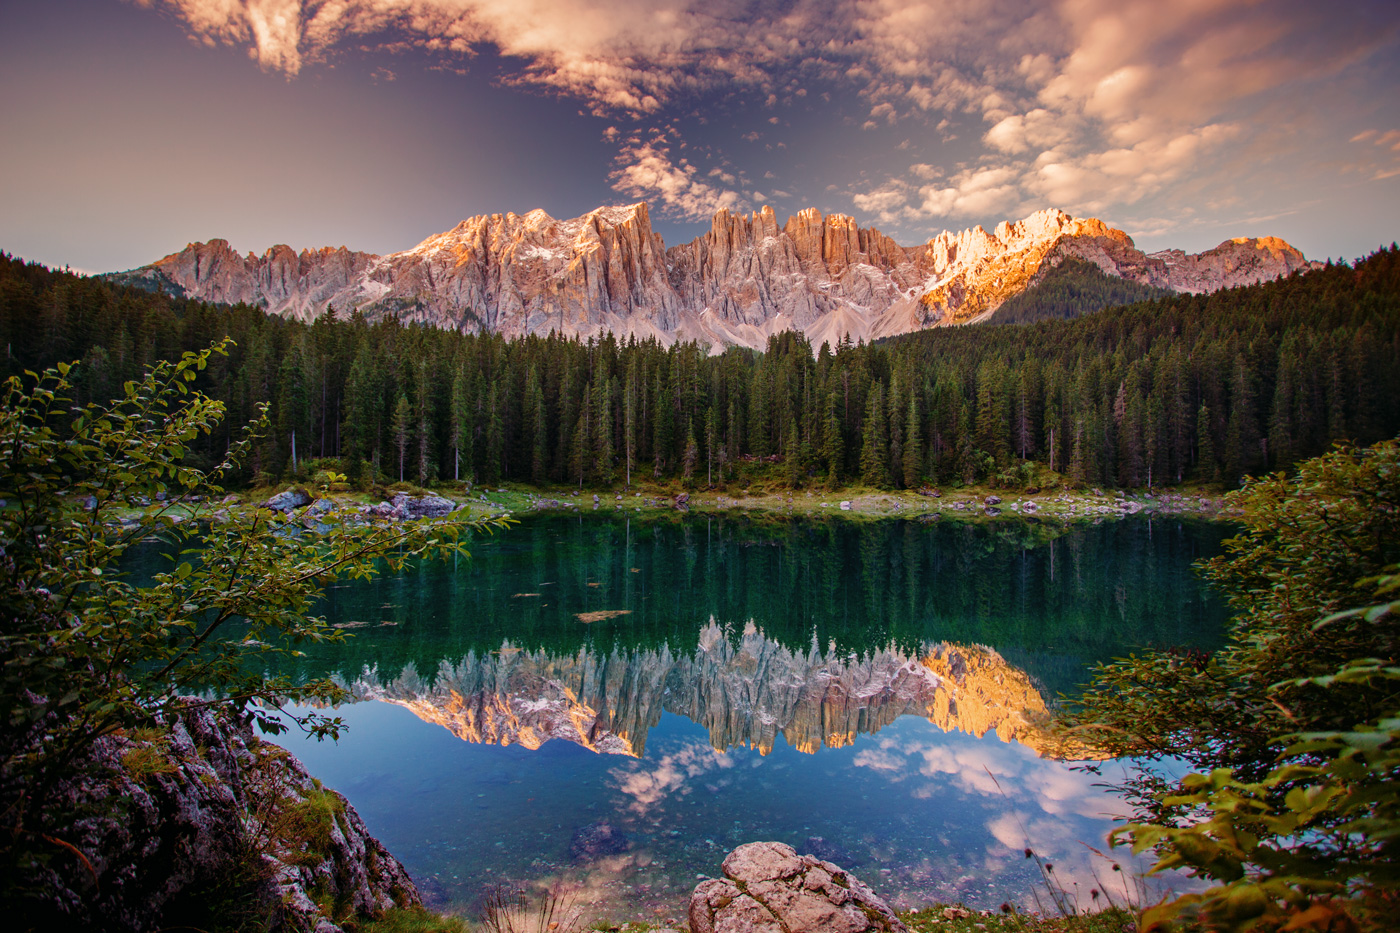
[609,131,744,219]
[135,0,1400,231]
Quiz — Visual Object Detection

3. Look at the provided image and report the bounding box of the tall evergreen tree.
[391,392,412,483]
[860,383,890,487]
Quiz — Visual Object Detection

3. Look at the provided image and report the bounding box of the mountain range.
[110,205,1320,352]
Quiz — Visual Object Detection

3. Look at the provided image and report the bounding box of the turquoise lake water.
[253,514,1229,922]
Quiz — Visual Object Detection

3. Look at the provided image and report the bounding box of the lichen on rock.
[689,841,907,933]
[24,702,420,932]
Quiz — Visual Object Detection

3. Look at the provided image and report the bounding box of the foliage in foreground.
[1061,440,1400,931]
[0,346,506,914]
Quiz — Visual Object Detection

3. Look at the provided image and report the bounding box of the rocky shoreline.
[25,703,419,932]
[97,480,1237,533]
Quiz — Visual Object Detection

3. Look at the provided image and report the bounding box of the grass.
[901,905,1136,933]
[120,736,177,783]
[353,907,470,933]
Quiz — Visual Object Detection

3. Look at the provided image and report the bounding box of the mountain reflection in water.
[250,515,1228,919]
[344,622,1064,758]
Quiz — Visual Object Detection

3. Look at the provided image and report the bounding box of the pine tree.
[414,362,436,486]
[821,388,844,487]
[682,418,698,486]
[887,377,904,488]
[1195,403,1220,483]
[902,391,923,488]
[484,382,504,484]
[594,376,615,485]
[391,392,412,483]
[569,387,592,487]
[524,365,546,484]
[624,363,638,486]
[860,383,890,487]
[450,366,469,481]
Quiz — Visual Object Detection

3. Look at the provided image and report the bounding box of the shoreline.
[82,481,1242,533]
[421,482,1241,527]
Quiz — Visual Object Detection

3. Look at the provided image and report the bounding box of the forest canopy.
[0,246,1396,491]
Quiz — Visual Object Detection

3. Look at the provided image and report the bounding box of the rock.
[22,703,418,932]
[1022,501,1038,512]
[265,487,312,512]
[308,498,335,517]
[675,492,690,511]
[688,841,906,933]
[983,495,1002,506]
[82,495,98,511]
[112,206,1316,353]
[220,494,241,505]
[839,500,852,511]
[390,494,456,519]
[567,820,630,861]
[366,501,404,521]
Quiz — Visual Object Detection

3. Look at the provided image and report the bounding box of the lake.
[263,513,1229,923]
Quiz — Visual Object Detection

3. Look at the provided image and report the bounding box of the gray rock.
[366,501,405,521]
[265,488,312,512]
[24,703,418,932]
[839,500,852,511]
[390,494,456,520]
[308,498,336,517]
[983,495,1001,506]
[689,841,906,933]
[83,495,98,511]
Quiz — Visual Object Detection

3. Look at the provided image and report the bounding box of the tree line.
[1,245,1397,491]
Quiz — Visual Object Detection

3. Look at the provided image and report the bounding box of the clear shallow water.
[248,514,1228,921]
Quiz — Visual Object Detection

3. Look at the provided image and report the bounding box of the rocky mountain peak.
[111,203,1318,350]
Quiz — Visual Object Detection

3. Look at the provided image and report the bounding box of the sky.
[3,0,1399,274]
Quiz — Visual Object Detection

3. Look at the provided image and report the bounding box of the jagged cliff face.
[343,622,1064,759]
[116,206,1317,351]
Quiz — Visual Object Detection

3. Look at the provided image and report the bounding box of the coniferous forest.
[1,246,1397,492]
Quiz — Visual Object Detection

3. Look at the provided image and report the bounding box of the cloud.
[138,0,1400,235]
[852,180,910,218]
[610,134,744,219]
[909,165,1026,221]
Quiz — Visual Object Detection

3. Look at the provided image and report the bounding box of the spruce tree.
[391,392,412,483]
[903,391,923,489]
[860,383,890,487]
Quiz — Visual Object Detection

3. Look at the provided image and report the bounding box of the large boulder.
[390,494,456,520]
[265,487,312,512]
[689,841,906,933]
